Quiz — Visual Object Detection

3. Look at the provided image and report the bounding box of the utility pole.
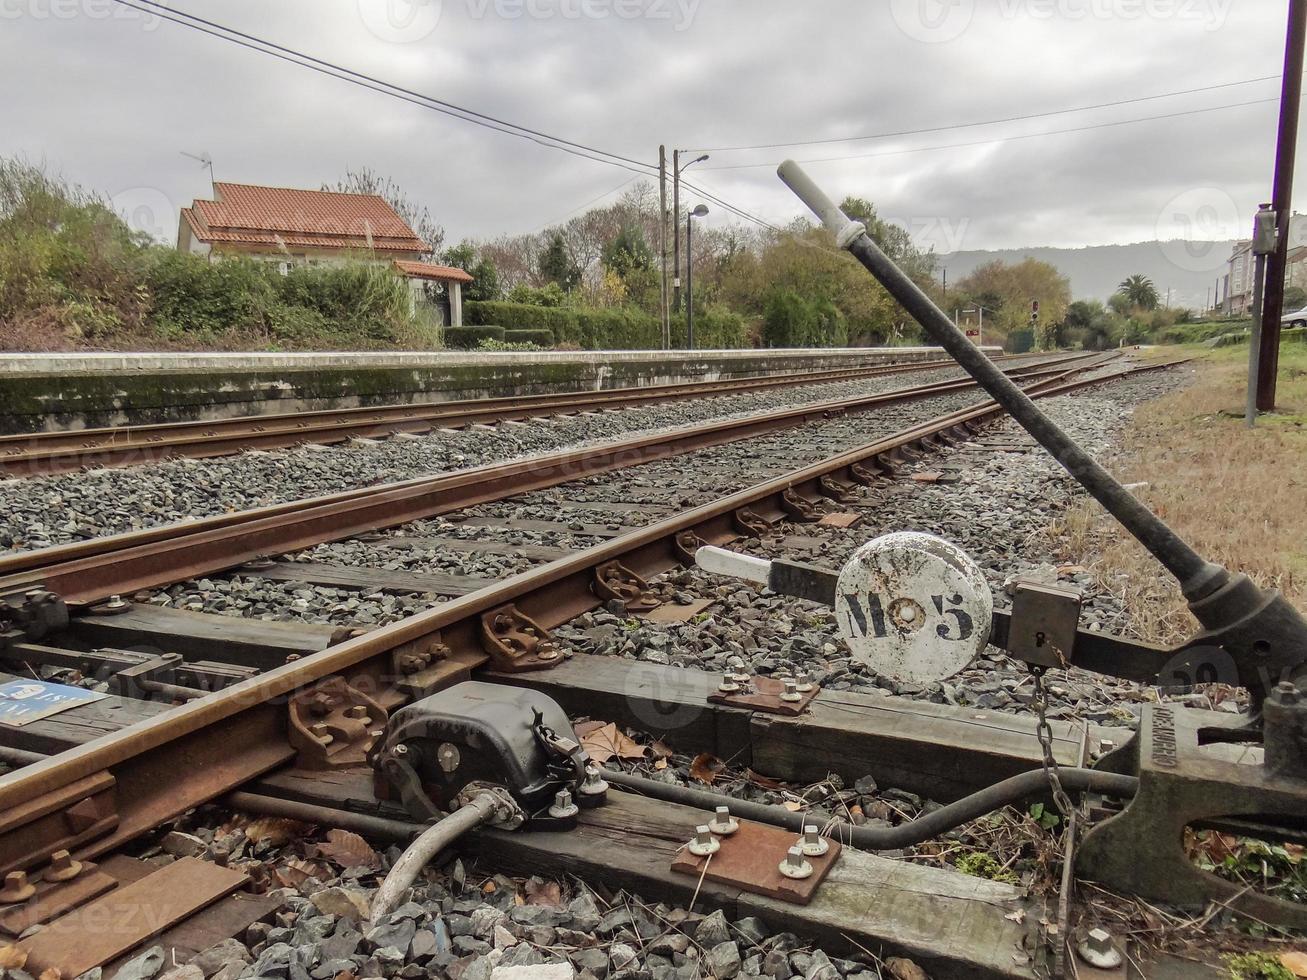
[672,150,681,315]
[942,268,947,300]
[672,151,709,313]
[1257,0,1306,411]
[658,145,671,350]
[1248,203,1277,427]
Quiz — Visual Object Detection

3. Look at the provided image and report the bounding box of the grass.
[1044,343,1307,645]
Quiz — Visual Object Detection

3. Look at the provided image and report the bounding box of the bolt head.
[1077,927,1122,970]
[1275,681,1301,705]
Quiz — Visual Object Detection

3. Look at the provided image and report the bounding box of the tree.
[324,167,444,256]
[443,241,500,301]
[1116,274,1159,311]
[600,223,658,309]
[954,258,1070,348]
[538,231,581,292]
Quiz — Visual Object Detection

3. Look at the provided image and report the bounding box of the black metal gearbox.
[375,681,588,816]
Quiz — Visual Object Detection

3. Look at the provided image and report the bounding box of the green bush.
[465,300,660,349]
[503,328,554,346]
[1157,320,1251,345]
[761,290,848,348]
[443,324,506,349]
[145,252,274,334]
[478,338,548,352]
[671,304,749,349]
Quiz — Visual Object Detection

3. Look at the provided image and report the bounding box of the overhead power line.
[703,97,1279,171]
[109,0,659,178]
[696,72,1284,153]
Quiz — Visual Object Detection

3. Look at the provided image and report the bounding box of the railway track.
[0,352,1055,476]
[0,355,1196,980]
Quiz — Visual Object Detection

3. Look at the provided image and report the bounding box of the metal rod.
[1257,0,1307,411]
[605,769,1137,850]
[778,160,1227,600]
[225,791,423,841]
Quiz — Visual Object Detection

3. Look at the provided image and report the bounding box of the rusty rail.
[0,352,1061,476]
[0,357,1181,869]
[0,354,1102,606]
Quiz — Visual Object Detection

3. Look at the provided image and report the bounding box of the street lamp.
[686,204,709,350]
[673,151,709,312]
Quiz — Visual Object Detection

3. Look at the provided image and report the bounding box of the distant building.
[1224,212,1307,315]
[177,182,472,325]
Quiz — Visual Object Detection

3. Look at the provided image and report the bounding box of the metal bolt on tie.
[795,672,815,693]
[1076,927,1123,970]
[778,846,813,880]
[718,676,740,694]
[580,765,610,796]
[709,805,739,836]
[781,680,802,703]
[45,849,83,882]
[549,789,580,819]
[688,825,721,857]
[799,825,829,857]
[0,870,35,903]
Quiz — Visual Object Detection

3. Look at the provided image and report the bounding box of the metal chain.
[1030,667,1077,821]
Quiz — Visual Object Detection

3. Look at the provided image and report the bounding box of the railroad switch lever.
[777,159,1307,711]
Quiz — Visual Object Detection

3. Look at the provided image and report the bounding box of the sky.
[0,0,1300,263]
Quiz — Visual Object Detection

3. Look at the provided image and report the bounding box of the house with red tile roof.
[178,182,474,325]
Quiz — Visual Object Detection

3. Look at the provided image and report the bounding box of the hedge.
[443,325,505,349]
[670,305,749,349]
[467,300,660,349]
[503,328,554,346]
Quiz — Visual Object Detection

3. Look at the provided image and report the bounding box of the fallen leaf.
[689,753,725,785]
[244,817,310,846]
[1282,951,1307,978]
[525,879,562,907]
[650,740,674,759]
[581,722,647,765]
[573,720,607,738]
[654,758,668,771]
[39,969,62,980]
[483,880,497,894]
[1004,909,1027,924]
[318,829,380,869]
[274,858,327,888]
[885,957,928,980]
[782,801,803,812]
[0,946,28,970]
[1056,565,1088,576]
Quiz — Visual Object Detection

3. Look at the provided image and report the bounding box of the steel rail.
[0,355,1100,605]
[0,358,1181,865]
[0,352,1058,477]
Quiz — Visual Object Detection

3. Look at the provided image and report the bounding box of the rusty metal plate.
[708,674,820,716]
[20,857,248,976]
[670,819,841,905]
[0,864,115,936]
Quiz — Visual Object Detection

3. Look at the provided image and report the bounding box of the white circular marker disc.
[834,531,992,686]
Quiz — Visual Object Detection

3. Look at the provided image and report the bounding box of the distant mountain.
[939,241,1239,311]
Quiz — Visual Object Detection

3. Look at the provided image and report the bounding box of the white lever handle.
[695,546,772,586]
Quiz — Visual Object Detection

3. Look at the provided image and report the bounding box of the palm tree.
[1117,274,1159,311]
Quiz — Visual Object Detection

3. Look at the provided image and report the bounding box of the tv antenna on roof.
[181,151,215,185]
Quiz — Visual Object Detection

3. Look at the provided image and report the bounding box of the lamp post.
[673,151,709,312]
[686,204,709,349]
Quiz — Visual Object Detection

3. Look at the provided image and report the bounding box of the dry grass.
[1044,344,1307,645]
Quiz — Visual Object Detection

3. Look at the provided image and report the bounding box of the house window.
[278,261,291,277]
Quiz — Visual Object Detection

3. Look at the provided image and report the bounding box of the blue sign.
[0,680,107,727]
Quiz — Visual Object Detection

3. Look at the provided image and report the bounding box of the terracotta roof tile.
[185,183,427,254]
[393,260,474,283]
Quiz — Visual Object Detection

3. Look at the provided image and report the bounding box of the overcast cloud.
[0,0,1298,261]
